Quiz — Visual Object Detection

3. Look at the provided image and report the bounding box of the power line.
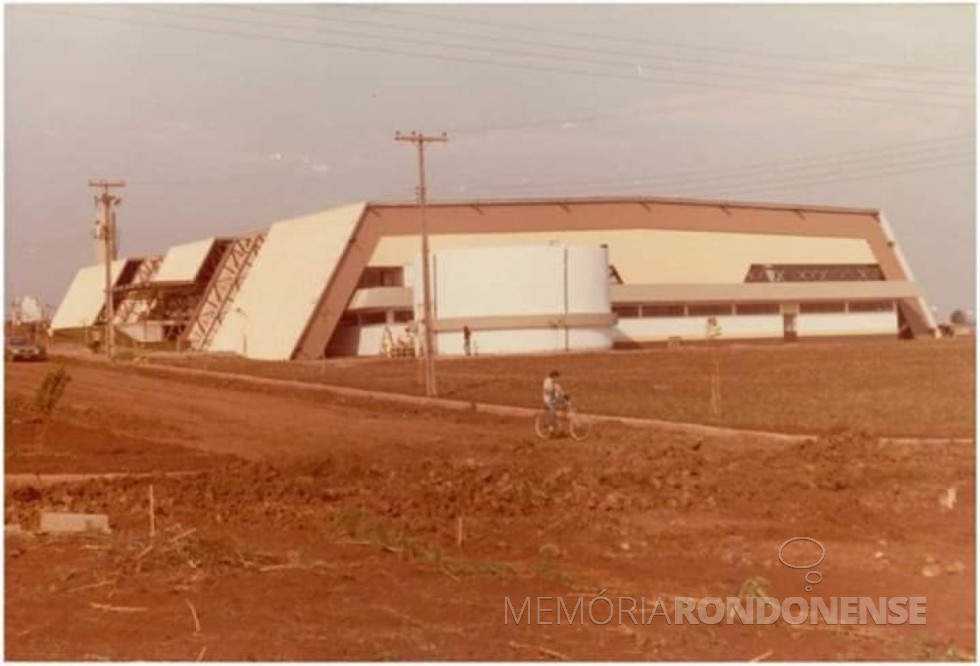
[246,5,971,95]
[465,156,970,203]
[361,4,971,79]
[137,5,969,106]
[458,134,971,193]
[610,154,970,195]
[692,156,972,199]
[20,7,969,110]
[462,150,972,199]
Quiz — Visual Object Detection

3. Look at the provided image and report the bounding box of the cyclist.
[542,370,565,433]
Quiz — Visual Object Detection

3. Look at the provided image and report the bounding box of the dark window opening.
[360,311,388,326]
[643,304,686,318]
[735,303,780,316]
[800,302,846,314]
[745,264,885,283]
[613,305,641,319]
[688,304,732,317]
[848,300,894,313]
[357,266,404,289]
[392,309,414,323]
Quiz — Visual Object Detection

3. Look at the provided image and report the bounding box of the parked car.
[5,336,47,362]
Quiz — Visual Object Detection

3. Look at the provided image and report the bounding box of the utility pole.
[395,130,448,397]
[88,179,125,359]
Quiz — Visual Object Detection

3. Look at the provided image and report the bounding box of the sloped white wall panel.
[51,261,127,330]
[154,238,215,283]
[209,203,365,359]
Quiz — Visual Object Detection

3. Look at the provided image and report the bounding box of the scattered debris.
[185,599,202,635]
[508,640,570,661]
[944,561,966,575]
[939,486,957,510]
[89,602,148,613]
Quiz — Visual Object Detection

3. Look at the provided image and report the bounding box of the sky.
[4,3,976,318]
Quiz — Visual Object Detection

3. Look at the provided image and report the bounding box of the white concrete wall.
[614,311,897,344]
[436,326,611,356]
[424,244,612,320]
[614,315,784,344]
[797,311,897,336]
[325,324,391,357]
[418,244,613,355]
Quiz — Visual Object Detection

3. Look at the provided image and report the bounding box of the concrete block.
[39,512,110,535]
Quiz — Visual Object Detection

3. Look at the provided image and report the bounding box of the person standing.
[463,325,472,356]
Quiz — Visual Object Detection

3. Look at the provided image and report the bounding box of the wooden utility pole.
[394,131,447,397]
[88,179,125,359]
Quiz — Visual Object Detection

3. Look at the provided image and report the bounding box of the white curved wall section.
[420,244,613,355]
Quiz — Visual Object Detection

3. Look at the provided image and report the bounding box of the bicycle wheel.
[568,412,593,441]
[534,411,553,440]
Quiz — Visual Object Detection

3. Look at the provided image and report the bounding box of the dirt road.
[5,360,975,660]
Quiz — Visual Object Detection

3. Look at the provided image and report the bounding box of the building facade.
[51,196,937,359]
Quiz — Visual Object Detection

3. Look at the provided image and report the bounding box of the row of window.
[744,263,885,283]
[357,266,405,289]
[613,301,895,319]
[338,309,414,327]
[339,301,896,326]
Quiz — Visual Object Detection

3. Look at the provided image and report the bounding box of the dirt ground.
[4,358,976,660]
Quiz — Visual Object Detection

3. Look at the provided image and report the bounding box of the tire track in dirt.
[6,362,536,461]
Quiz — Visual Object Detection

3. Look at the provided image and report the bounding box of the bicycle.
[534,395,593,441]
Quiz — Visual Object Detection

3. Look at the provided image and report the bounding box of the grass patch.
[152,338,974,437]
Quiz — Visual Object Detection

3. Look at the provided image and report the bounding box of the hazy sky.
[4,3,975,317]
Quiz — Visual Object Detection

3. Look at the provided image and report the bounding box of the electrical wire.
[691,156,972,199]
[458,143,971,196]
[457,135,972,193]
[137,5,972,106]
[463,153,971,200]
[359,4,971,79]
[242,4,971,96]
[17,6,970,110]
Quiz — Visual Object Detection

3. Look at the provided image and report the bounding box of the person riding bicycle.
[542,370,566,433]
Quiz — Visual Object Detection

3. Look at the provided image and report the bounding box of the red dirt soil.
[4,360,975,660]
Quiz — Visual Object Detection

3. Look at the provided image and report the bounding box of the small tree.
[33,365,71,452]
